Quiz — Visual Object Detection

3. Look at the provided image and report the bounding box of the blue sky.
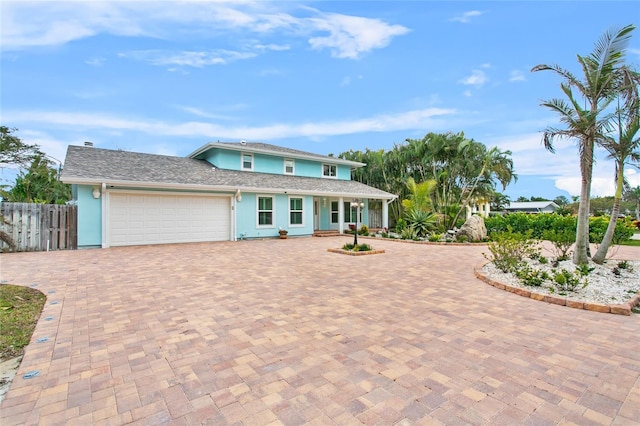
[2,1,639,201]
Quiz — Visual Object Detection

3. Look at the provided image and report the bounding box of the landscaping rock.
[456,215,487,242]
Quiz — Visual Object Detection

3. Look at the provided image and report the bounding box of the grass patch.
[620,238,640,247]
[0,285,46,361]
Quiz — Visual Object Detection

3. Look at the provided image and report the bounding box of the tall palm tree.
[593,72,640,263]
[625,185,640,220]
[532,24,636,265]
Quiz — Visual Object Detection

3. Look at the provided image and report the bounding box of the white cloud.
[253,43,290,51]
[460,69,488,86]
[509,70,526,82]
[119,49,257,67]
[449,11,485,24]
[307,12,409,59]
[1,2,409,59]
[175,106,235,121]
[85,57,105,67]
[4,107,455,141]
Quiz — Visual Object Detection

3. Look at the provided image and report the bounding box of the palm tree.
[592,72,640,263]
[532,24,636,265]
[451,145,517,226]
[625,185,640,220]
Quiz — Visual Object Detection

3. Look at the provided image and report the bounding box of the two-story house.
[61,141,396,248]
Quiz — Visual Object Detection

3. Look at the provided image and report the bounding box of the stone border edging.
[356,235,487,246]
[474,261,640,316]
[327,248,385,256]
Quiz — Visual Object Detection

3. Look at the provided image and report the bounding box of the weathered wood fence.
[0,203,77,252]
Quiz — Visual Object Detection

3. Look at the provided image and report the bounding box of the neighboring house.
[504,201,559,214]
[61,141,396,248]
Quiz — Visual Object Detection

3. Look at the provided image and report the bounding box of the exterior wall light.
[235,189,242,202]
[92,187,101,199]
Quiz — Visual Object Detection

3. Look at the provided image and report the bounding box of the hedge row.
[484,213,635,243]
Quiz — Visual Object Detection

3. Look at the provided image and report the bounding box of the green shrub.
[617,260,633,271]
[405,210,436,237]
[342,243,372,252]
[400,227,418,240]
[395,217,407,233]
[513,264,549,287]
[542,228,575,260]
[428,233,442,242]
[575,264,595,276]
[358,224,369,236]
[551,269,586,294]
[484,228,540,273]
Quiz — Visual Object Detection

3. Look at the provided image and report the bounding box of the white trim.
[63,179,396,200]
[256,194,275,228]
[322,163,337,179]
[288,195,304,227]
[284,158,295,175]
[241,153,254,171]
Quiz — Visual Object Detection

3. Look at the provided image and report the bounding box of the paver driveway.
[1,237,639,425]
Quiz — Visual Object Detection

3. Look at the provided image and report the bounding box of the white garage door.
[108,192,230,246]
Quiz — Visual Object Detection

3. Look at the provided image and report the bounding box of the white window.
[242,153,254,171]
[257,196,274,227]
[284,159,295,175]
[289,197,304,226]
[323,164,337,178]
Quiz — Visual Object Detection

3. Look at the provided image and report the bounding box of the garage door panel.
[108,193,230,246]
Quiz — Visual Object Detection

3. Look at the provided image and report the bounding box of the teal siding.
[199,147,354,179]
[337,165,352,180]
[235,193,313,239]
[77,185,102,247]
[207,150,240,169]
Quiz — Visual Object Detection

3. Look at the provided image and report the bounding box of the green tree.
[553,195,570,206]
[490,192,511,211]
[0,126,42,167]
[0,155,71,204]
[532,24,636,264]
[593,77,640,263]
[625,185,640,219]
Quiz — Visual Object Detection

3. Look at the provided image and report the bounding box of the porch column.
[338,197,344,234]
[382,199,389,230]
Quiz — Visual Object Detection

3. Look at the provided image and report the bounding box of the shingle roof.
[189,142,364,167]
[506,201,559,210]
[61,145,395,199]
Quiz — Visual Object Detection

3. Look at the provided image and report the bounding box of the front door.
[330,200,339,230]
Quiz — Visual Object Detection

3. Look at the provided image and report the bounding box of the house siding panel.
[77,185,102,247]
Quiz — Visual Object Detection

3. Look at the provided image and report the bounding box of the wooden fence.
[0,203,77,252]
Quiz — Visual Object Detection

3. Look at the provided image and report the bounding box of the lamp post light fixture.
[350,199,365,246]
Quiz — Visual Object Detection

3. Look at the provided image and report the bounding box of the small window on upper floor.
[242,153,254,171]
[323,163,337,178]
[284,159,295,175]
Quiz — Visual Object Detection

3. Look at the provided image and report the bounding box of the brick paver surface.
[1,237,639,425]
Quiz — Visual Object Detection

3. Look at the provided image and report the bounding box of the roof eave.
[62,177,396,200]
[187,142,366,168]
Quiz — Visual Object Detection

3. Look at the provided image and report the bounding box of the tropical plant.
[531,24,636,265]
[625,185,640,220]
[593,74,640,263]
[0,155,71,204]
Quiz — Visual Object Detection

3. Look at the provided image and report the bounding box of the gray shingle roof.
[61,145,395,199]
[190,142,364,167]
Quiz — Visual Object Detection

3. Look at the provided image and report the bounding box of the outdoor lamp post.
[350,199,364,246]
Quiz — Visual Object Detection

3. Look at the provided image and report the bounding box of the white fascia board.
[63,177,395,200]
[187,142,366,168]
